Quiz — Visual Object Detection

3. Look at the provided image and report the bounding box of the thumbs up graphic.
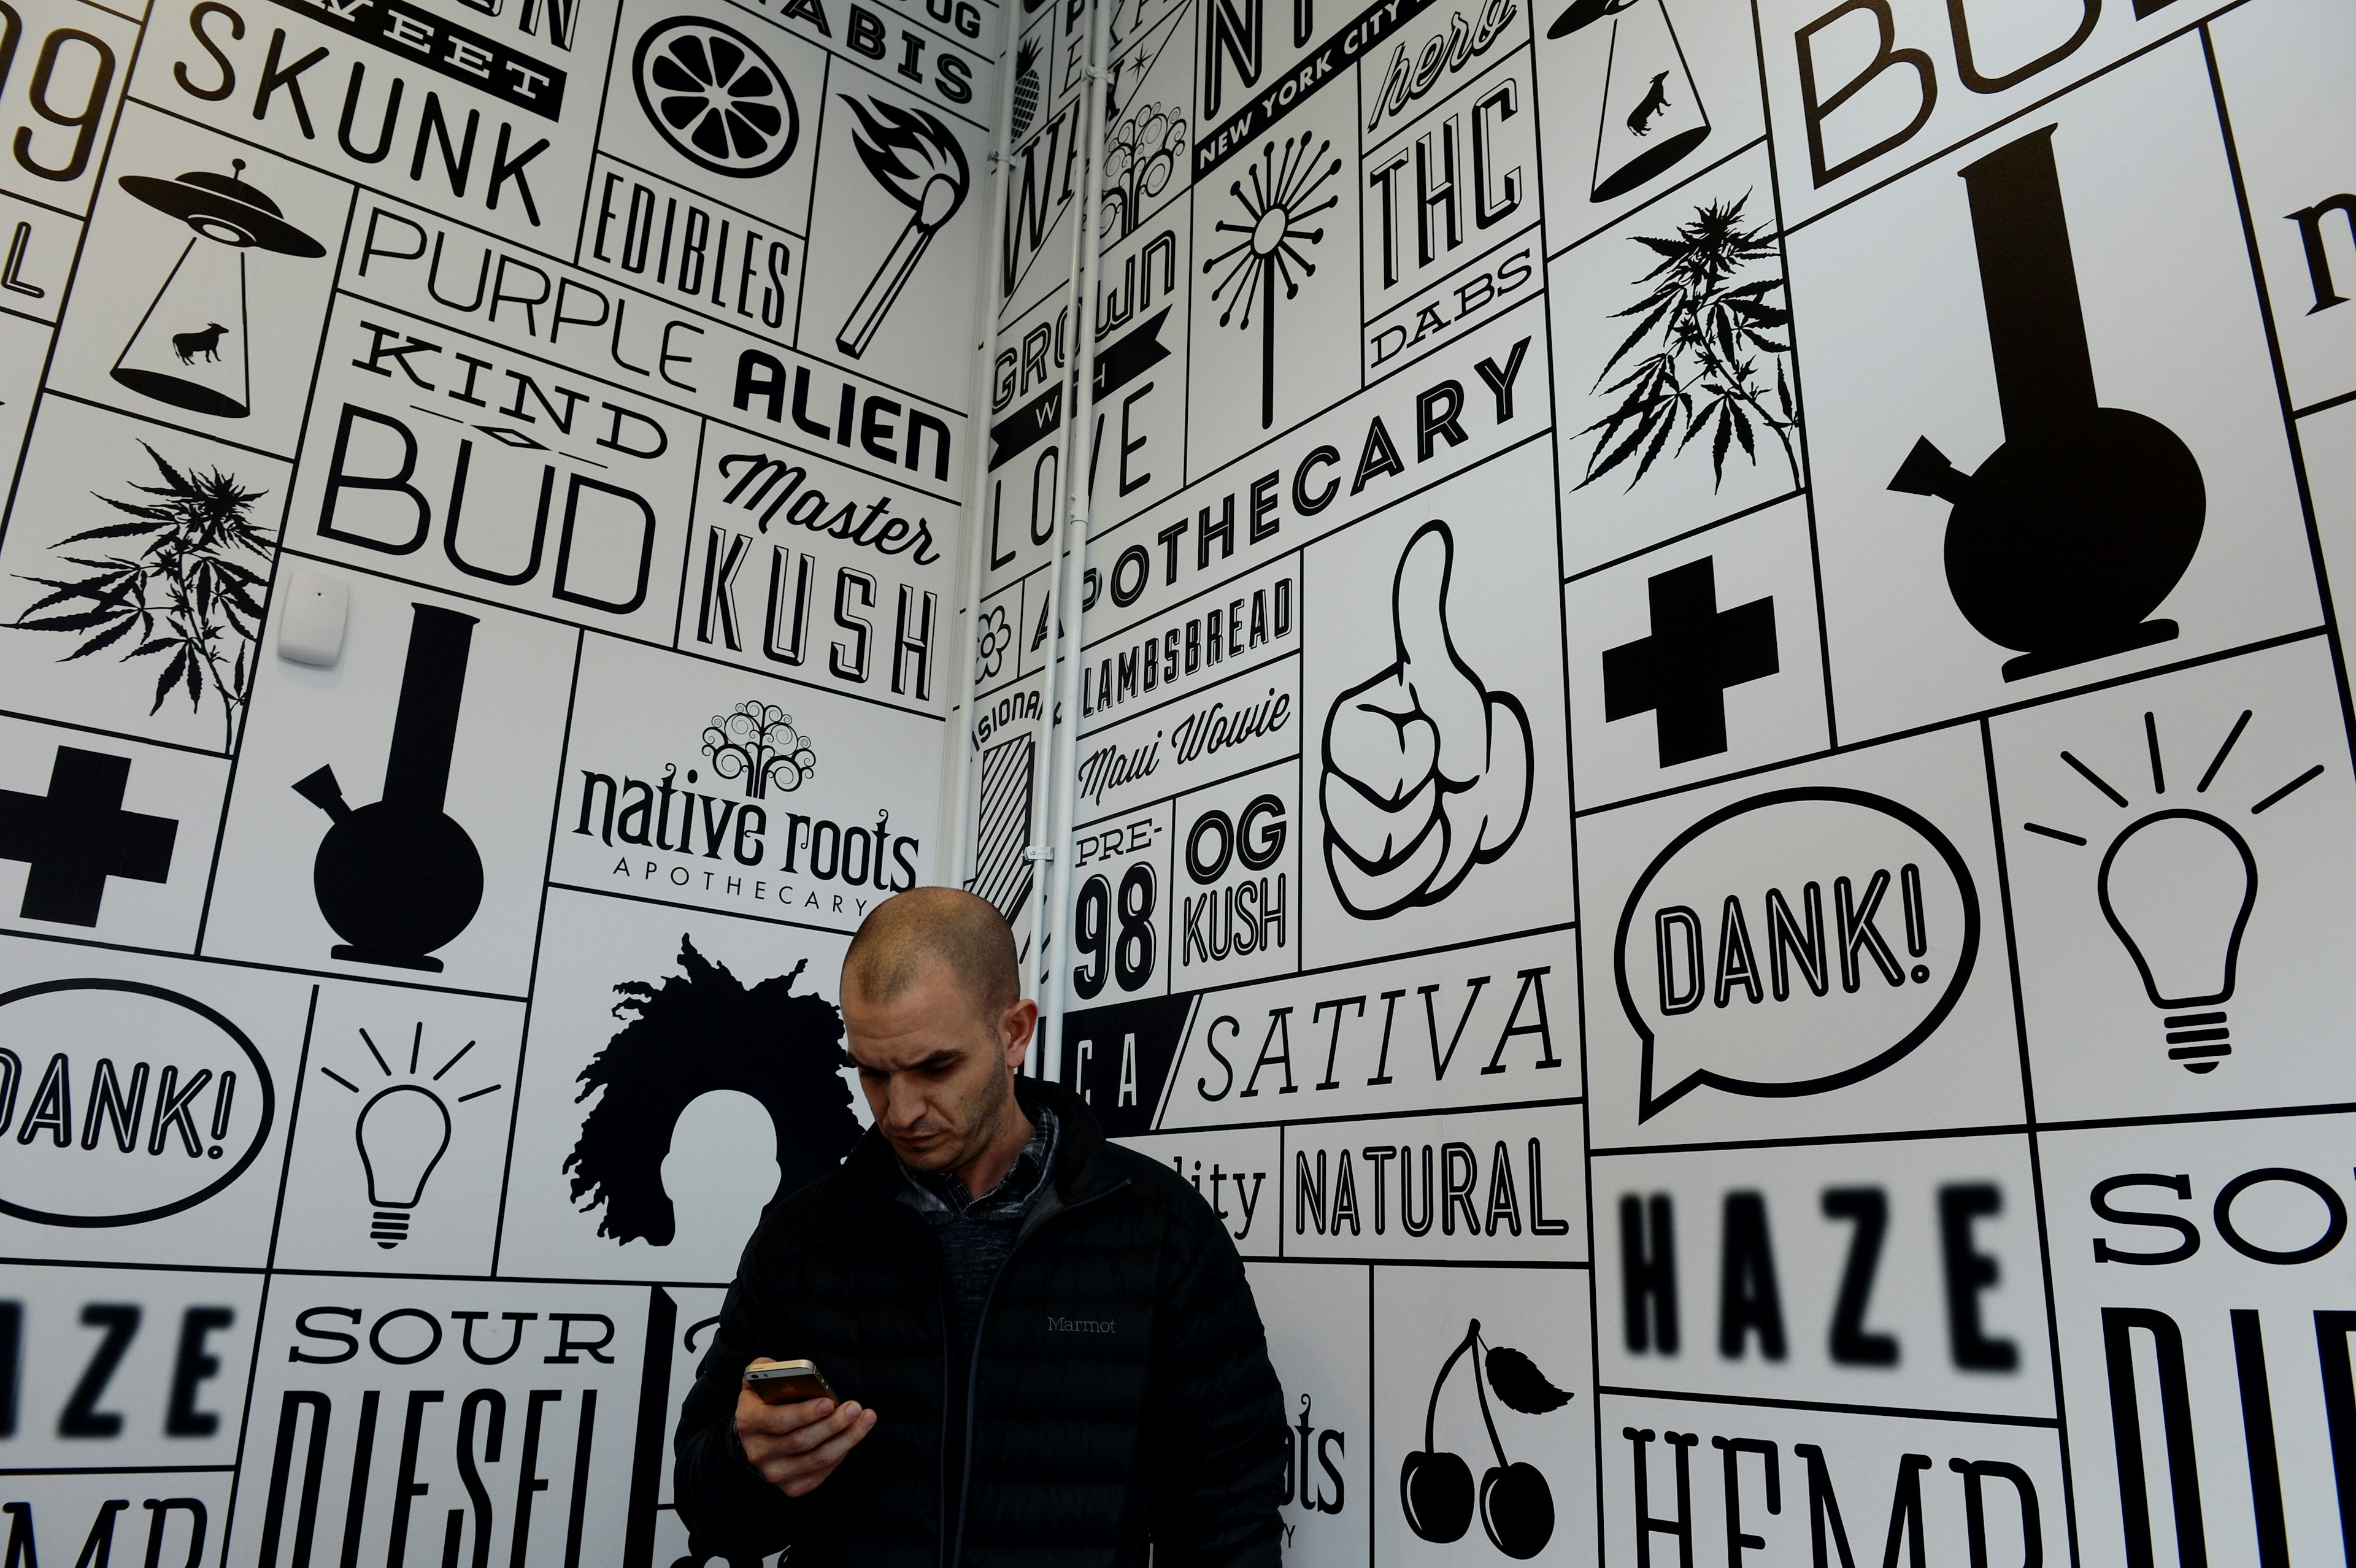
[1321,522,1534,918]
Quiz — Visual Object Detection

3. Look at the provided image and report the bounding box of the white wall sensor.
[277,567,349,667]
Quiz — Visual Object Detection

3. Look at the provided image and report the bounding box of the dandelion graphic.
[1203,133,1341,429]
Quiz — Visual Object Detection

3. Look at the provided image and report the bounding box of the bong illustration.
[1888,125,2205,682]
[1399,1319,1569,1559]
[294,604,484,972]
[110,160,324,418]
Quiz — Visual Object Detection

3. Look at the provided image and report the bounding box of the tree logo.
[701,700,817,799]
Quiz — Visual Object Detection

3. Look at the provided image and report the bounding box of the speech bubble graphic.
[1615,787,1979,1120]
[0,979,275,1226]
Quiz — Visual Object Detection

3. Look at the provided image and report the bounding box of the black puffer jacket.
[674,1078,1285,1567]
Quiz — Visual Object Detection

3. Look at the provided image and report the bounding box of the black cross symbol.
[0,747,179,925]
[1603,557,1779,767]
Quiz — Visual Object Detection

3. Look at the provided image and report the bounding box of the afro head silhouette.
[564,934,861,1246]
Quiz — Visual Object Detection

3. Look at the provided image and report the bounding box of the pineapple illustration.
[1011,38,1042,139]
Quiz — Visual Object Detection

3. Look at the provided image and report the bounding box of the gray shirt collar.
[896,1104,1059,1223]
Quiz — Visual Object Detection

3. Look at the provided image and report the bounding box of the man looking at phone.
[674,887,1286,1566]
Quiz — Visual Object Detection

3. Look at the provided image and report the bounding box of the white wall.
[7,0,2355,1558]
[0,0,995,1558]
[951,0,2356,1560]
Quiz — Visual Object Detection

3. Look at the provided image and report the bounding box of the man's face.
[841,960,1033,1174]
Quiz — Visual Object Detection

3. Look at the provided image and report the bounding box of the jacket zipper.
[931,1227,958,1568]
[944,1181,1131,1568]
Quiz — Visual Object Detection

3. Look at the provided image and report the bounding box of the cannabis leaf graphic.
[11,442,271,750]
[1577,192,1800,494]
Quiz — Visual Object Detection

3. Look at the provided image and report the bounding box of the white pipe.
[939,4,1021,887]
[1036,0,1114,1085]
[1019,0,1106,1066]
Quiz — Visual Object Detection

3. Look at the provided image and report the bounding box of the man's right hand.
[736,1381,876,1497]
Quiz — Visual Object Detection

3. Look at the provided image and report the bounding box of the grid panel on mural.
[989,0,2356,1560]
[0,0,996,1557]
[1,0,2353,1559]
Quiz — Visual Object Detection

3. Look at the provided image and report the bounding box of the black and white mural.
[941,0,2356,1559]
[4,0,2352,1556]
[0,0,987,1553]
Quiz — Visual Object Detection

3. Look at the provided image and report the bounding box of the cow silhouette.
[1628,72,1670,137]
[172,323,227,364]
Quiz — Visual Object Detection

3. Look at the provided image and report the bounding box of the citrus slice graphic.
[632,17,799,177]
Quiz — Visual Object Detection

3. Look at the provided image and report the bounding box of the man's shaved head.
[841,890,1035,1186]
[842,888,1020,1019]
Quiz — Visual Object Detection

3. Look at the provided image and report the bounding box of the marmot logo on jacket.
[1048,1315,1119,1333]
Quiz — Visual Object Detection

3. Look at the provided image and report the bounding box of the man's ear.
[1002,998,1039,1070]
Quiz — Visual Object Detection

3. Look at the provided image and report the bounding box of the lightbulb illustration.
[2097,809,2257,1075]
[356,1083,451,1247]
[2024,709,2319,1079]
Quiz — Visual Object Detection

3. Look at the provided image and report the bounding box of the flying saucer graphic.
[117,164,328,255]
[109,160,325,419]
[1549,0,1711,202]
[1546,0,1636,35]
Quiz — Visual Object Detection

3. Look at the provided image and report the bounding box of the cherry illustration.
[1399,1445,1475,1542]
[1399,1320,1559,1556]
[1480,1459,1555,1559]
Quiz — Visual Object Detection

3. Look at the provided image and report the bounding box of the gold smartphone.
[744,1359,836,1405]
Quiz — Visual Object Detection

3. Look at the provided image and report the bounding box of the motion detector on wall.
[277,567,348,667]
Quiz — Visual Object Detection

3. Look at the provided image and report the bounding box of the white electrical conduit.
[941,4,1022,888]
[1026,0,1112,1082]
[1011,20,1090,1060]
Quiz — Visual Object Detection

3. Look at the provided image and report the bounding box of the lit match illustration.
[837,96,971,359]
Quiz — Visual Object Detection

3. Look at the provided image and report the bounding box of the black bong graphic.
[1399,1320,1568,1559]
[110,161,324,419]
[294,605,484,972]
[1889,126,2204,682]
